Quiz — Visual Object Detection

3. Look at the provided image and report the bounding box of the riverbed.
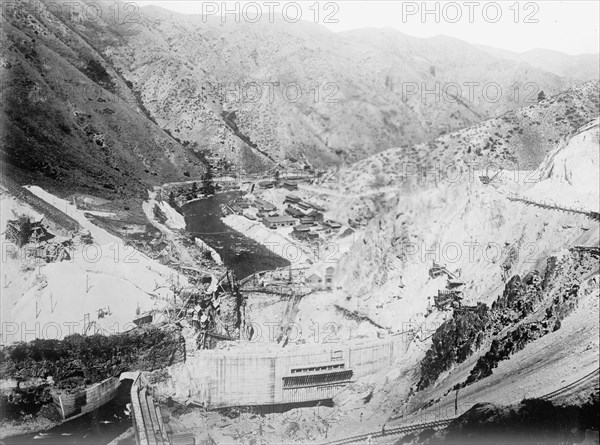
[182,192,290,278]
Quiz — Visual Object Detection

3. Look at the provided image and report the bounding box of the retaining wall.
[52,376,120,419]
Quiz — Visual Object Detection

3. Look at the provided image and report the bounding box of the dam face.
[161,335,409,407]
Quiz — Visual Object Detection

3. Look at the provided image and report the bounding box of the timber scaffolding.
[239,265,310,287]
[166,269,245,352]
[428,262,465,310]
[479,169,502,185]
[237,266,310,299]
[434,290,463,310]
[507,193,600,220]
[240,286,305,296]
[5,217,74,262]
[5,217,50,246]
[428,261,460,281]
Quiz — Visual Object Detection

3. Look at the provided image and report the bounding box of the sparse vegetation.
[417,304,489,390]
[82,59,115,92]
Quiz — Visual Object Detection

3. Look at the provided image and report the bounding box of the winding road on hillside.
[298,183,401,198]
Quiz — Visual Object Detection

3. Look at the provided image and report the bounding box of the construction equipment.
[434,290,463,310]
[428,261,458,280]
[6,217,50,246]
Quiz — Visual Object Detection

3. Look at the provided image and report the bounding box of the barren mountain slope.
[478,44,600,82]
[332,81,599,195]
[2,0,595,185]
[12,0,577,172]
[0,1,205,197]
[333,117,599,313]
[109,8,573,166]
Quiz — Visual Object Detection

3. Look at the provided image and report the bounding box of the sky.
[136,1,600,55]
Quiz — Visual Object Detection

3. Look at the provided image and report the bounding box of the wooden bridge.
[239,265,310,287]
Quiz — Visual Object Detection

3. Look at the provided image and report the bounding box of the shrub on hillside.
[1,327,184,388]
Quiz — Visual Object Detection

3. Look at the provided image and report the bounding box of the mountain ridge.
[1,0,597,193]
[476,43,600,81]
[60,1,580,169]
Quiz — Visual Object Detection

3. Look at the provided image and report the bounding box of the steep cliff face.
[524,118,600,211]
[334,118,599,333]
[416,247,598,392]
[319,119,599,436]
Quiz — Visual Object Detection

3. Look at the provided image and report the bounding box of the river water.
[3,382,134,445]
[182,191,290,278]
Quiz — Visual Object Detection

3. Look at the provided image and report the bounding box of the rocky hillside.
[332,81,599,195]
[417,247,598,391]
[318,118,599,442]
[103,8,574,168]
[333,117,599,312]
[1,1,205,198]
[3,0,584,177]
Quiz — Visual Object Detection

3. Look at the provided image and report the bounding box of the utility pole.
[50,293,58,313]
[455,387,460,416]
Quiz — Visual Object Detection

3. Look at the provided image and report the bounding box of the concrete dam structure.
[158,334,410,407]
